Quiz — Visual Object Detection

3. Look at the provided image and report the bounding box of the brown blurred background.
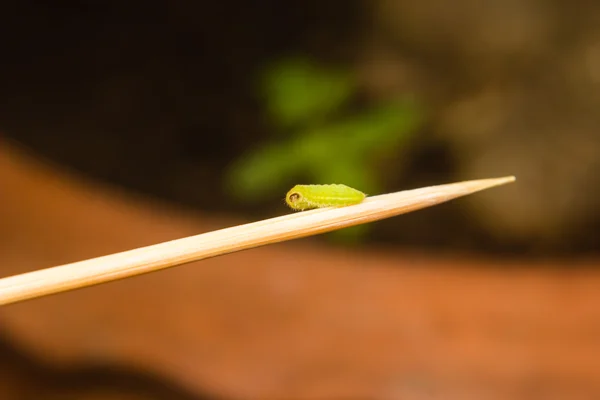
[0,1,599,399]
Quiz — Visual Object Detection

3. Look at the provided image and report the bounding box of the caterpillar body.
[285,184,366,211]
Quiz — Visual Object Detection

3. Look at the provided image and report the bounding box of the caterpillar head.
[285,186,312,211]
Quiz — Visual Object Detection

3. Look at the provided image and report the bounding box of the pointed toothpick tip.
[468,175,516,190]
[439,175,516,200]
[493,175,516,184]
[448,175,516,193]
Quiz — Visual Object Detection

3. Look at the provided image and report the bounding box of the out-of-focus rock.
[364,0,600,248]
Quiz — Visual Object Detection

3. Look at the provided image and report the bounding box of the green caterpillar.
[285,184,366,211]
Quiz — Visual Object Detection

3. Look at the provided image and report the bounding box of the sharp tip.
[464,175,517,192]
[490,175,517,185]
[472,175,516,184]
[430,175,516,199]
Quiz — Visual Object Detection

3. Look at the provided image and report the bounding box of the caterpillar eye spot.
[289,193,301,202]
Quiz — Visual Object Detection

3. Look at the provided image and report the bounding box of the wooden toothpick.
[0,176,515,305]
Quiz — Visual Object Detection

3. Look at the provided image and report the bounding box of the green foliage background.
[227,57,422,241]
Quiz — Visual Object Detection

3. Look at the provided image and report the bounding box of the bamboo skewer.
[0,176,515,305]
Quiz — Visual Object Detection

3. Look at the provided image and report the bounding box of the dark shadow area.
[0,0,363,214]
[0,330,223,400]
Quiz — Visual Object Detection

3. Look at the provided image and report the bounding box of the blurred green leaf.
[227,56,424,244]
[328,224,370,244]
[227,98,421,202]
[262,58,356,129]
